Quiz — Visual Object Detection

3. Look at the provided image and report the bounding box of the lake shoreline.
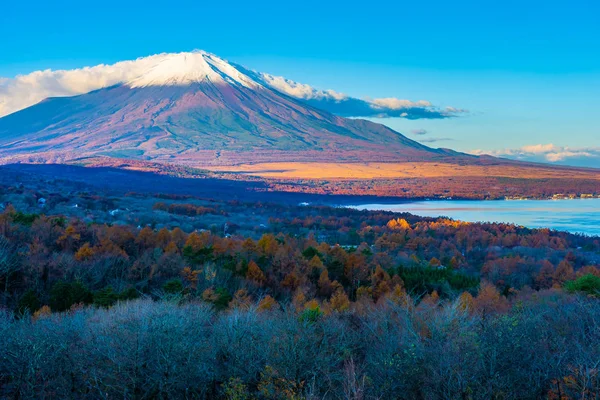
[346,198,600,237]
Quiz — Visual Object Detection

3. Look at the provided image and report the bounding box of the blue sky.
[1,0,599,166]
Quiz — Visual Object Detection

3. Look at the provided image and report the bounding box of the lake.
[350,199,600,237]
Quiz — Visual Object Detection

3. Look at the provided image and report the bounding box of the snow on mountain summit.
[126,51,260,89]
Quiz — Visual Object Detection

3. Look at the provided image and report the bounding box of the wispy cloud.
[419,137,454,143]
[406,129,454,144]
[470,143,600,167]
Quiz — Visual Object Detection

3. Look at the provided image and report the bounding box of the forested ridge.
[0,194,599,399]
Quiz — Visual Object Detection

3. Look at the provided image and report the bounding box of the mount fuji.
[0,51,464,166]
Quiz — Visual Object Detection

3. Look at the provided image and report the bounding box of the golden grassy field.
[205,162,600,180]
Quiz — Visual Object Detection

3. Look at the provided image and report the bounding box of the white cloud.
[0,54,173,117]
[520,143,559,154]
[257,73,347,101]
[470,143,600,167]
[410,128,428,135]
[545,150,592,162]
[370,98,432,110]
[444,106,469,114]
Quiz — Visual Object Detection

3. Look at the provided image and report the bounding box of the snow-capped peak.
[126,50,259,89]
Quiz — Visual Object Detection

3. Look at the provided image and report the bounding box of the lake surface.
[350,199,600,237]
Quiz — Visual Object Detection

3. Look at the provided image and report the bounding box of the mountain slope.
[0,51,456,166]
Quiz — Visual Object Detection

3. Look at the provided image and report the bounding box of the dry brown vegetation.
[204,161,600,199]
[205,161,600,180]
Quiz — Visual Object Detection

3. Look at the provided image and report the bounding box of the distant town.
[505,193,600,200]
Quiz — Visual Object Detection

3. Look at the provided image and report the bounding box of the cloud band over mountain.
[0,51,466,119]
[253,72,466,119]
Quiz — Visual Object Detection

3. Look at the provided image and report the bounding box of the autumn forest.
[0,170,598,399]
